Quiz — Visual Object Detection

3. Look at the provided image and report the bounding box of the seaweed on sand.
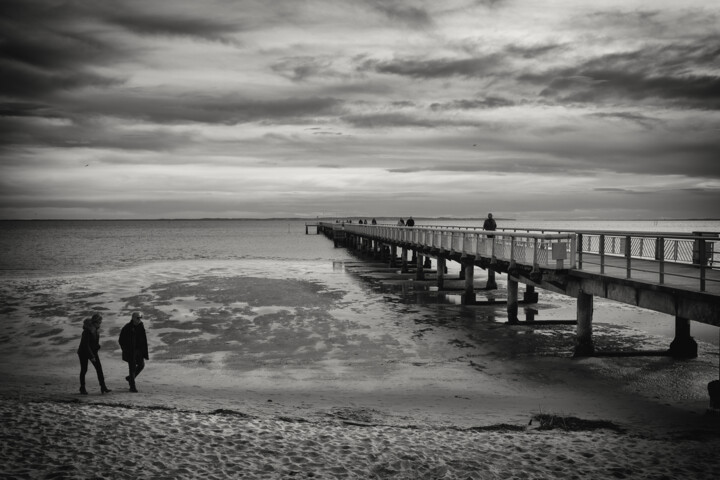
[532,413,625,433]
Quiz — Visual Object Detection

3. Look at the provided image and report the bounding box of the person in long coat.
[77,314,111,395]
[118,311,149,393]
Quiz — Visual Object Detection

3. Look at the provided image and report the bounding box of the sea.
[2,218,719,278]
[0,218,718,348]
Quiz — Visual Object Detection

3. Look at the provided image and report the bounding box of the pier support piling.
[416,254,425,281]
[507,278,519,324]
[574,290,595,356]
[668,316,698,359]
[486,269,498,290]
[423,256,432,269]
[463,262,475,305]
[437,257,446,289]
[523,285,538,304]
[401,247,409,273]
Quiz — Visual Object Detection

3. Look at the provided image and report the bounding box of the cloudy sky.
[1,0,719,220]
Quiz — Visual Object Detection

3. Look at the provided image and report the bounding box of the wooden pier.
[313,221,720,406]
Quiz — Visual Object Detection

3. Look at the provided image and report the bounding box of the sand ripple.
[1,399,718,479]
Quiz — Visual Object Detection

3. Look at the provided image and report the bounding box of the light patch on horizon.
[0,0,718,220]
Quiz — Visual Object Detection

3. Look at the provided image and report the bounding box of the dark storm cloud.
[387,157,583,175]
[386,128,720,179]
[271,57,344,82]
[593,187,648,194]
[3,92,342,126]
[0,2,126,99]
[105,11,241,43]
[342,112,466,128]
[0,115,197,154]
[430,97,515,110]
[66,95,345,126]
[0,59,124,98]
[587,112,662,129]
[368,1,433,28]
[504,43,564,59]
[360,55,504,79]
[522,40,720,108]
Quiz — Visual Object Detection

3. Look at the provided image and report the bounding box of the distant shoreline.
[2,217,720,222]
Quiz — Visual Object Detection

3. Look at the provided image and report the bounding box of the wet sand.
[1,259,719,478]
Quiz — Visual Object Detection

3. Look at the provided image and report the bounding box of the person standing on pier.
[397,218,405,226]
[483,213,496,237]
[406,216,415,227]
[119,311,149,393]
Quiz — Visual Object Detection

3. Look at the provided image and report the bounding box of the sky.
[1,0,719,220]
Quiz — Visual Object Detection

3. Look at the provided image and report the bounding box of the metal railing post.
[625,235,632,279]
[600,235,605,274]
[658,237,665,285]
[509,234,516,268]
[700,238,706,292]
[577,233,583,269]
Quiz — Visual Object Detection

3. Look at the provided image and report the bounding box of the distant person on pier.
[406,217,415,227]
[371,218,377,225]
[397,218,405,226]
[483,213,497,238]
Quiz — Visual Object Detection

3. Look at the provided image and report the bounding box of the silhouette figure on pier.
[483,213,496,237]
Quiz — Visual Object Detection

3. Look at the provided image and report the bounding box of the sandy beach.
[1,258,719,479]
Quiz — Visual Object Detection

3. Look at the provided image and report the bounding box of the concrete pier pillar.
[668,316,698,359]
[523,285,538,304]
[507,278,519,324]
[463,263,475,305]
[389,246,397,268]
[459,264,466,280]
[423,256,432,269]
[437,257,446,289]
[416,254,425,281]
[574,290,594,356]
[401,247,409,273]
[486,269,498,290]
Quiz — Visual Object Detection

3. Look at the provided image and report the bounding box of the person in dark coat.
[483,213,497,238]
[405,216,415,227]
[77,314,111,395]
[118,311,149,393]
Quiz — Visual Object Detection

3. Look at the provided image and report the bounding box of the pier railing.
[575,231,719,293]
[338,224,577,271]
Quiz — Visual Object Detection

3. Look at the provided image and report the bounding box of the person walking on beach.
[119,312,149,393]
[77,314,111,395]
[483,213,497,237]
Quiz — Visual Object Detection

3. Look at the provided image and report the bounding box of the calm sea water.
[0,220,351,277]
[1,218,718,278]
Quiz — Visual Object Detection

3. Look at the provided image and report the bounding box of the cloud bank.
[0,0,718,220]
